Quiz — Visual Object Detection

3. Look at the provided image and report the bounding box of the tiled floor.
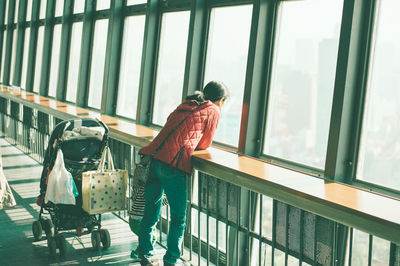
[0,137,169,266]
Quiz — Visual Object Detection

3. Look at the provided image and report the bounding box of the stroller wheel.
[47,236,57,257]
[91,230,101,251]
[56,235,67,257]
[32,221,43,241]
[43,219,54,237]
[100,228,111,249]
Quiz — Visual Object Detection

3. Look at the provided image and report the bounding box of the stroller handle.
[96,118,109,135]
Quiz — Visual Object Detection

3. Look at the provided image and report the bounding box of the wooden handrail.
[0,85,399,244]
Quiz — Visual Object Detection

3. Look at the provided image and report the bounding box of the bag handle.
[98,146,115,172]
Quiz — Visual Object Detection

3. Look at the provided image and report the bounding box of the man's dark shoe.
[140,258,159,266]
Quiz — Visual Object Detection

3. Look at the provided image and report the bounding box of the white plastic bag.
[45,150,78,205]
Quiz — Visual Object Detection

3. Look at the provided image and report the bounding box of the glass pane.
[371,236,390,265]
[152,11,190,126]
[351,230,369,265]
[357,0,400,190]
[127,0,146,5]
[33,26,44,93]
[204,5,252,146]
[14,0,19,23]
[66,22,83,103]
[116,15,145,119]
[26,0,32,21]
[263,0,343,168]
[74,0,85,14]
[87,19,108,109]
[97,0,110,10]
[39,0,46,19]
[55,0,64,17]
[21,28,30,89]
[0,33,7,82]
[10,29,17,84]
[4,0,8,24]
[48,24,61,97]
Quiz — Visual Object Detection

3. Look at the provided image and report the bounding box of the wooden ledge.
[1,86,399,244]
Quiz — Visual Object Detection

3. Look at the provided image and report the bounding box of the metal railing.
[0,94,399,266]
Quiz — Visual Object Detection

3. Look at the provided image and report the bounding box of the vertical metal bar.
[102,0,124,115]
[236,186,240,266]
[259,195,262,266]
[189,172,193,261]
[198,172,201,266]
[313,216,318,266]
[206,174,210,265]
[216,178,219,266]
[226,181,229,266]
[389,242,396,266]
[272,200,276,266]
[136,0,160,125]
[285,205,289,266]
[299,210,304,266]
[368,235,373,266]
[332,222,337,266]
[248,191,251,266]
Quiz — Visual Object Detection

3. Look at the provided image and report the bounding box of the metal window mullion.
[13,0,28,86]
[182,0,207,98]
[136,0,160,125]
[25,0,40,92]
[76,0,96,107]
[324,0,376,182]
[0,0,5,79]
[39,0,56,96]
[3,0,16,85]
[56,0,73,101]
[238,0,278,156]
[102,0,124,115]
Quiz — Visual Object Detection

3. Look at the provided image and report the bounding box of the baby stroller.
[32,118,110,257]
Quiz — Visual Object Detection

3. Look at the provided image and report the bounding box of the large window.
[14,0,19,24]
[204,5,252,147]
[33,26,44,93]
[26,0,32,21]
[357,0,400,190]
[39,0,46,19]
[116,15,145,119]
[97,0,110,10]
[74,0,85,14]
[0,34,6,82]
[66,22,83,103]
[55,0,63,17]
[263,0,343,169]
[21,28,30,89]
[127,0,147,5]
[9,29,17,84]
[48,24,61,97]
[87,19,108,109]
[152,11,190,126]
